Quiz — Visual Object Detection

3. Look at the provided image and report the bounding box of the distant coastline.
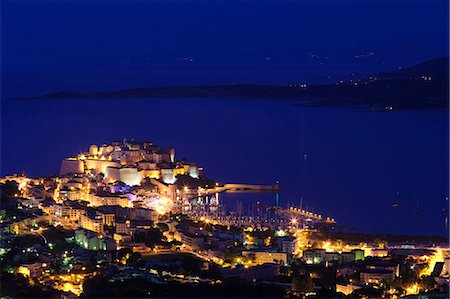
[18,57,449,111]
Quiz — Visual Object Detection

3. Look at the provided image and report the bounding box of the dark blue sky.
[2,0,449,96]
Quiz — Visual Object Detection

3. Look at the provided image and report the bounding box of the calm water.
[1,97,448,236]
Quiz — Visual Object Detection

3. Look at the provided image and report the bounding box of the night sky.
[2,0,448,96]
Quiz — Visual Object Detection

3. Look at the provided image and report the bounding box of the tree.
[117,247,133,261]
[352,287,383,298]
[419,275,438,291]
[0,180,19,201]
[292,274,313,293]
[203,262,221,279]
[246,253,256,262]
[133,228,163,248]
[156,222,169,232]
[0,210,6,222]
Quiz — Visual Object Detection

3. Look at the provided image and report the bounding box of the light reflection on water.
[1,97,448,236]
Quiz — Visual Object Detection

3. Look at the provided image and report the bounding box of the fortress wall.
[60,159,84,175]
[84,159,120,174]
[142,169,160,179]
[105,167,143,186]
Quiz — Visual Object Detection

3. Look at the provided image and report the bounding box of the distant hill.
[378,56,449,80]
[29,57,449,110]
[295,56,449,109]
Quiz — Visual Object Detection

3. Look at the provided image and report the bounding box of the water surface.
[1,98,448,236]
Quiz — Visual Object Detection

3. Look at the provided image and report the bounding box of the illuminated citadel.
[60,139,200,186]
[52,139,212,217]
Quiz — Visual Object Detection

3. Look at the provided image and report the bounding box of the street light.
[291,218,298,229]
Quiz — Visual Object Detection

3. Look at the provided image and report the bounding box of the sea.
[1,96,448,236]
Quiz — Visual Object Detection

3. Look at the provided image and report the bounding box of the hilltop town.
[0,140,448,298]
